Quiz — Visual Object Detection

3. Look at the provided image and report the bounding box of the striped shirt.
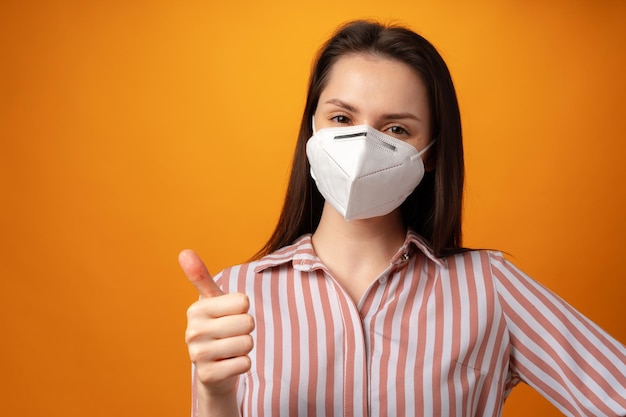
[194,230,626,416]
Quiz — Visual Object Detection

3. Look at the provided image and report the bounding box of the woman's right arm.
[180,250,255,417]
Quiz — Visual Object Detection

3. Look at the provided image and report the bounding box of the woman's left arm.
[489,251,626,417]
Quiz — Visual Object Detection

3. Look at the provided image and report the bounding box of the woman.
[181,20,626,416]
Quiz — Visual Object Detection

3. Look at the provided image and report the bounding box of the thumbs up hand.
[179,249,254,398]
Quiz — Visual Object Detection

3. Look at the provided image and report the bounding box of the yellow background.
[1,1,624,416]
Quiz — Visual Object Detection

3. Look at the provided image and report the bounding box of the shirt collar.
[404,229,447,267]
[254,229,446,274]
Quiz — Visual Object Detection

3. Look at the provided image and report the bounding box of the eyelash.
[330,114,350,124]
[329,114,410,136]
[387,126,409,135]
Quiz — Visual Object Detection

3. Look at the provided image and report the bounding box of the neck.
[311,203,407,302]
[313,205,406,245]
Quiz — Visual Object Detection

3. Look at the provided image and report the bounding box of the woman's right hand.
[179,250,255,399]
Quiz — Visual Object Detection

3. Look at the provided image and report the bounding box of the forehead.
[320,53,428,110]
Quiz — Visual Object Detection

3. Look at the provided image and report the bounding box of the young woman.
[180,20,626,417]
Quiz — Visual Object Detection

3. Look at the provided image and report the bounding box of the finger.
[188,293,250,319]
[178,249,224,298]
[186,311,254,343]
[195,356,252,386]
[211,313,255,339]
[187,333,253,367]
[205,335,254,361]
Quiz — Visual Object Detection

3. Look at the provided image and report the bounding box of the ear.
[423,147,436,172]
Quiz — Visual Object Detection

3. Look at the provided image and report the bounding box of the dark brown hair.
[255,20,465,258]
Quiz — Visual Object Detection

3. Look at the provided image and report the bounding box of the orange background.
[1,1,625,416]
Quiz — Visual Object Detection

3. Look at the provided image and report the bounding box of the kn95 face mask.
[306,123,434,221]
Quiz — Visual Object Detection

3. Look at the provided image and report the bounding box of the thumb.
[178,249,224,298]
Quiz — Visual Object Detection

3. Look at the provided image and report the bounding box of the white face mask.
[306,122,435,221]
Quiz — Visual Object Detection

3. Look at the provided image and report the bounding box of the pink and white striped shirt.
[194,230,626,416]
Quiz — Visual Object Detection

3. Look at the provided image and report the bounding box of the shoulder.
[437,249,528,292]
[448,250,549,307]
[214,234,313,291]
[212,261,260,293]
[406,230,509,271]
[440,248,507,271]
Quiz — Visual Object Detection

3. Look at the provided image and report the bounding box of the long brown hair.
[255,20,465,258]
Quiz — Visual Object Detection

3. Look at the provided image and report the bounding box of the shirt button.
[379,275,388,284]
[400,253,410,262]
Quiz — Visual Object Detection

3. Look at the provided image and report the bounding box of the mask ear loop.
[309,115,315,232]
[411,140,436,160]
[309,177,314,232]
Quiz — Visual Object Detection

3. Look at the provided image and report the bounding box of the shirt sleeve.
[489,251,626,416]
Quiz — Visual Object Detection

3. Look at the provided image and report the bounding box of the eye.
[387,125,409,136]
[330,114,350,124]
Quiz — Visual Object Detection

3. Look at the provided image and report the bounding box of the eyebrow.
[325,98,358,112]
[324,98,422,122]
